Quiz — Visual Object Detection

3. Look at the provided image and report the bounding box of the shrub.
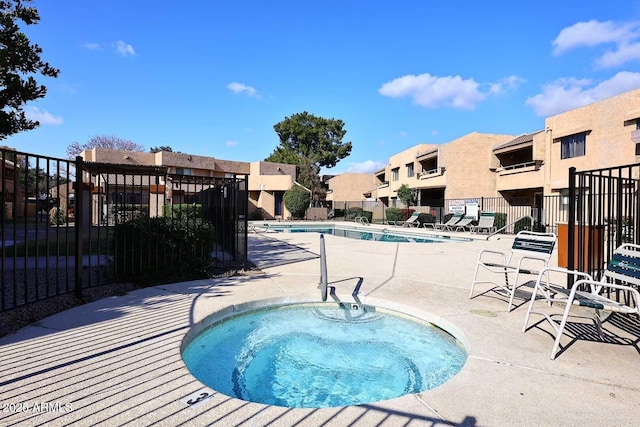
[514,216,546,233]
[111,213,215,285]
[163,203,203,220]
[345,207,372,222]
[494,213,507,233]
[386,207,402,223]
[283,186,311,219]
[417,212,435,226]
[401,208,415,221]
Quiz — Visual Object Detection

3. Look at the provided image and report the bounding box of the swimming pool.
[181,303,467,408]
[251,223,470,243]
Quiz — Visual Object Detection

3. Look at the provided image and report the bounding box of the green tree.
[266,111,352,203]
[0,0,59,140]
[283,185,311,219]
[397,184,416,207]
[67,135,145,158]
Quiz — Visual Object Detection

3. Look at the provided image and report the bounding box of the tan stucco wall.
[326,173,377,201]
[545,87,640,193]
[440,132,514,198]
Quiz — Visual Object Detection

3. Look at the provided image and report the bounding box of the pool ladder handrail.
[354,216,370,225]
[319,234,328,301]
[486,215,534,240]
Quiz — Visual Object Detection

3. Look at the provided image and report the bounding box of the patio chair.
[388,212,420,227]
[522,243,640,359]
[400,212,421,227]
[470,212,496,234]
[469,230,557,311]
[432,213,463,230]
[450,215,475,231]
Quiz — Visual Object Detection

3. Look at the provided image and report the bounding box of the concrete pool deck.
[1,223,639,426]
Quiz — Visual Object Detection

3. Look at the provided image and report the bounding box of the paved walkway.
[1,223,639,426]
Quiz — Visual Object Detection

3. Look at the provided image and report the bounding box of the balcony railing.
[418,167,445,179]
[495,160,542,173]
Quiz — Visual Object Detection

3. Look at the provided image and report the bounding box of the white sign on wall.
[448,200,465,214]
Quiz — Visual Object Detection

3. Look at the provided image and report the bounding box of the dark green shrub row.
[111,214,215,285]
[494,213,507,232]
[514,216,546,233]
[346,207,372,222]
[417,212,435,226]
[385,207,402,223]
[163,203,203,220]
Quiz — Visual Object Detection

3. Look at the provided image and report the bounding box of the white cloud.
[346,160,386,174]
[379,73,521,110]
[399,131,409,137]
[489,75,525,95]
[379,73,486,109]
[552,20,640,67]
[525,71,640,116]
[597,41,640,68]
[226,82,258,97]
[225,140,239,147]
[114,40,135,57]
[25,107,64,125]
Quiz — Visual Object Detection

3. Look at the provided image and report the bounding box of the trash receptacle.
[557,222,604,269]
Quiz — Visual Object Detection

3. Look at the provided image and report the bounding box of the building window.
[560,132,586,159]
[636,118,640,130]
[391,167,399,181]
[176,168,192,175]
[406,163,414,178]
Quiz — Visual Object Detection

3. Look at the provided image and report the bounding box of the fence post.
[567,167,576,289]
[75,156,84,298]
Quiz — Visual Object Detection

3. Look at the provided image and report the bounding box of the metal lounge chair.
[470,212,496,234]
[388,212,420,227]
[522,243,640,359]
[400,212,421,227]
[469,230,557,311]
[432,213,463,230]
[450,215,475,231]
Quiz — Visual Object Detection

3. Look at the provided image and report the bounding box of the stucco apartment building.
[333,87,640,217]
[78,148,296,220]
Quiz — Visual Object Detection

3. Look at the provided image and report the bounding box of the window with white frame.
[406,162,414,178]
[560,132,586,159]
[391,167,399,181]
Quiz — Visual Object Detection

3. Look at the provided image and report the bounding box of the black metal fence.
[568,165,640,280]
[1,149,248,313]
[330,195,569,234]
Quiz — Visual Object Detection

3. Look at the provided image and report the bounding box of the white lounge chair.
[522,243,640,359]
[388,212,420,227]
[470,212,496,234]
[432,214,463,230]
[470,230,557,311]
[450,215,475,231]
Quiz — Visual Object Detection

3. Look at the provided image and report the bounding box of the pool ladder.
[319,234,328,301]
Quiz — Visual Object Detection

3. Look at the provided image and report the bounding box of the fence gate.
[1,149,248,314]
[568,165,640,280]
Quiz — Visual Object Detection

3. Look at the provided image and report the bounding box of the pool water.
[254,224,470,243]
[182,304,467,408]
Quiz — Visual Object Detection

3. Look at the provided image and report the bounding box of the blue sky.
[6,0,640,173]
